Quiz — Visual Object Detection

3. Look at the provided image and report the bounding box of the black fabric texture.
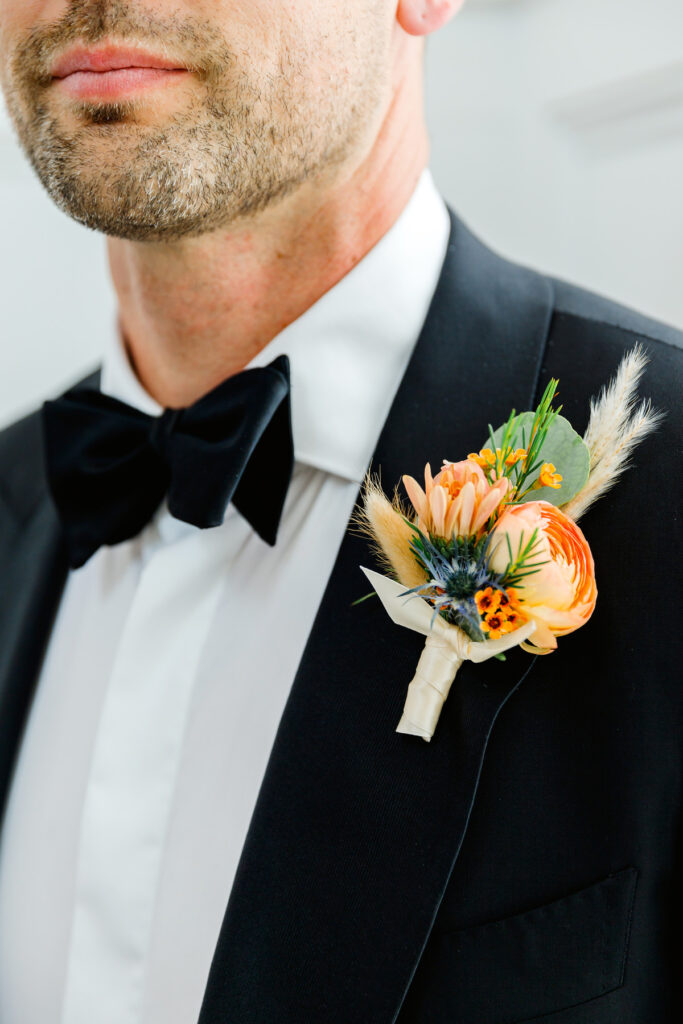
[40,353,293,567]
[407,867,639,1024]
[0,207,681,1023]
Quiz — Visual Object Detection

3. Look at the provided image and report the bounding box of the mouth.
[50,44,190,101]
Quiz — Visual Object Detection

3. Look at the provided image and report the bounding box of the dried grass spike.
[353,474,428,588]
[563,345,663,521]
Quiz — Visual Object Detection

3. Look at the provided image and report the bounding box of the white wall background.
[1,0,682,428]
[426,0,683,326]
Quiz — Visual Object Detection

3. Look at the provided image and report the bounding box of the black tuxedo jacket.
[1,209,682,1023]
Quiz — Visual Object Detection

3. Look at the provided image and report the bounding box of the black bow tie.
[41,355,294,569]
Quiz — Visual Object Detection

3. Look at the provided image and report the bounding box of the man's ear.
[396,0,466,37]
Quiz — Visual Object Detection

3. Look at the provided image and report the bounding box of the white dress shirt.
[0,169,450,1024]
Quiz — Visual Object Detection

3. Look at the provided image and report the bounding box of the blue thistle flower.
[400,529,511,642]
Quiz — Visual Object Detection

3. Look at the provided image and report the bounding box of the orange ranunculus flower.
[402,460,509,540]
[488,501,597,650]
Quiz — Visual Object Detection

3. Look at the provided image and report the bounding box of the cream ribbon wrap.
[361,567,536,742]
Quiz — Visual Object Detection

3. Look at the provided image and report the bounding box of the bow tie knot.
[42,355,295,569]
[148,408,183,457]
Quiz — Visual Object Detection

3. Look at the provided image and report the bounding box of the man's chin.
[42,182,233,244]
[49,199,191,242]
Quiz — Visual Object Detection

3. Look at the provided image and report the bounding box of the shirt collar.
[101,167,451,484]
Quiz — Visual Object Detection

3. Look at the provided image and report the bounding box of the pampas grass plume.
[563,345,662,521]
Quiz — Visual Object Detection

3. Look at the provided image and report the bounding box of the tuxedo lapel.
[198,210,555,1024]
[0,375,98,831]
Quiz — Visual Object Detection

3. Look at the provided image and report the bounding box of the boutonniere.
[356,347,660,741]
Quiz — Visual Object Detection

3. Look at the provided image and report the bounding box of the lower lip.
[54,67,189,100]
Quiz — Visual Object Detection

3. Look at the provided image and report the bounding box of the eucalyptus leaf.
[488,412,590,506]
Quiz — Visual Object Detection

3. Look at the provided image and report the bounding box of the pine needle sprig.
[487,409,520,481]
[497,528,548,588]
[480,378,561,499]
[509,378,561,500]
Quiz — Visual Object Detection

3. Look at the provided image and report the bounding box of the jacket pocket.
[413,867,638,1024]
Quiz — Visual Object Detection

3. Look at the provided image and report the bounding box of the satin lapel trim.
[0,379,98,832]
[198,211,554,1024]
[0,493,68,830]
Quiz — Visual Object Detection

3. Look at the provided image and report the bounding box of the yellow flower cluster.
[474,586,527,639]
[535,463,562,489]
[468,448,563,491]
[468,447,527,469]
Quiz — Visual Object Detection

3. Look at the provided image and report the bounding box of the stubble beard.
[1,2,387,242]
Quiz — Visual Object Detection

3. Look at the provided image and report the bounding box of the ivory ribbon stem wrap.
[361,567,536,742]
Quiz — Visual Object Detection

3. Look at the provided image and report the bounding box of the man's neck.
[106,66,429,409]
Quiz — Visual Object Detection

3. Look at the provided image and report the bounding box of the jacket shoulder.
[543,276,682,439]
[0,363,100,499]
[0,406,42,461]
[550,275,683,352]
[0,408,48,525]
[0,364,99,523]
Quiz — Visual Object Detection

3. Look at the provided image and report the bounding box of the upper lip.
[51,45,187,78]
